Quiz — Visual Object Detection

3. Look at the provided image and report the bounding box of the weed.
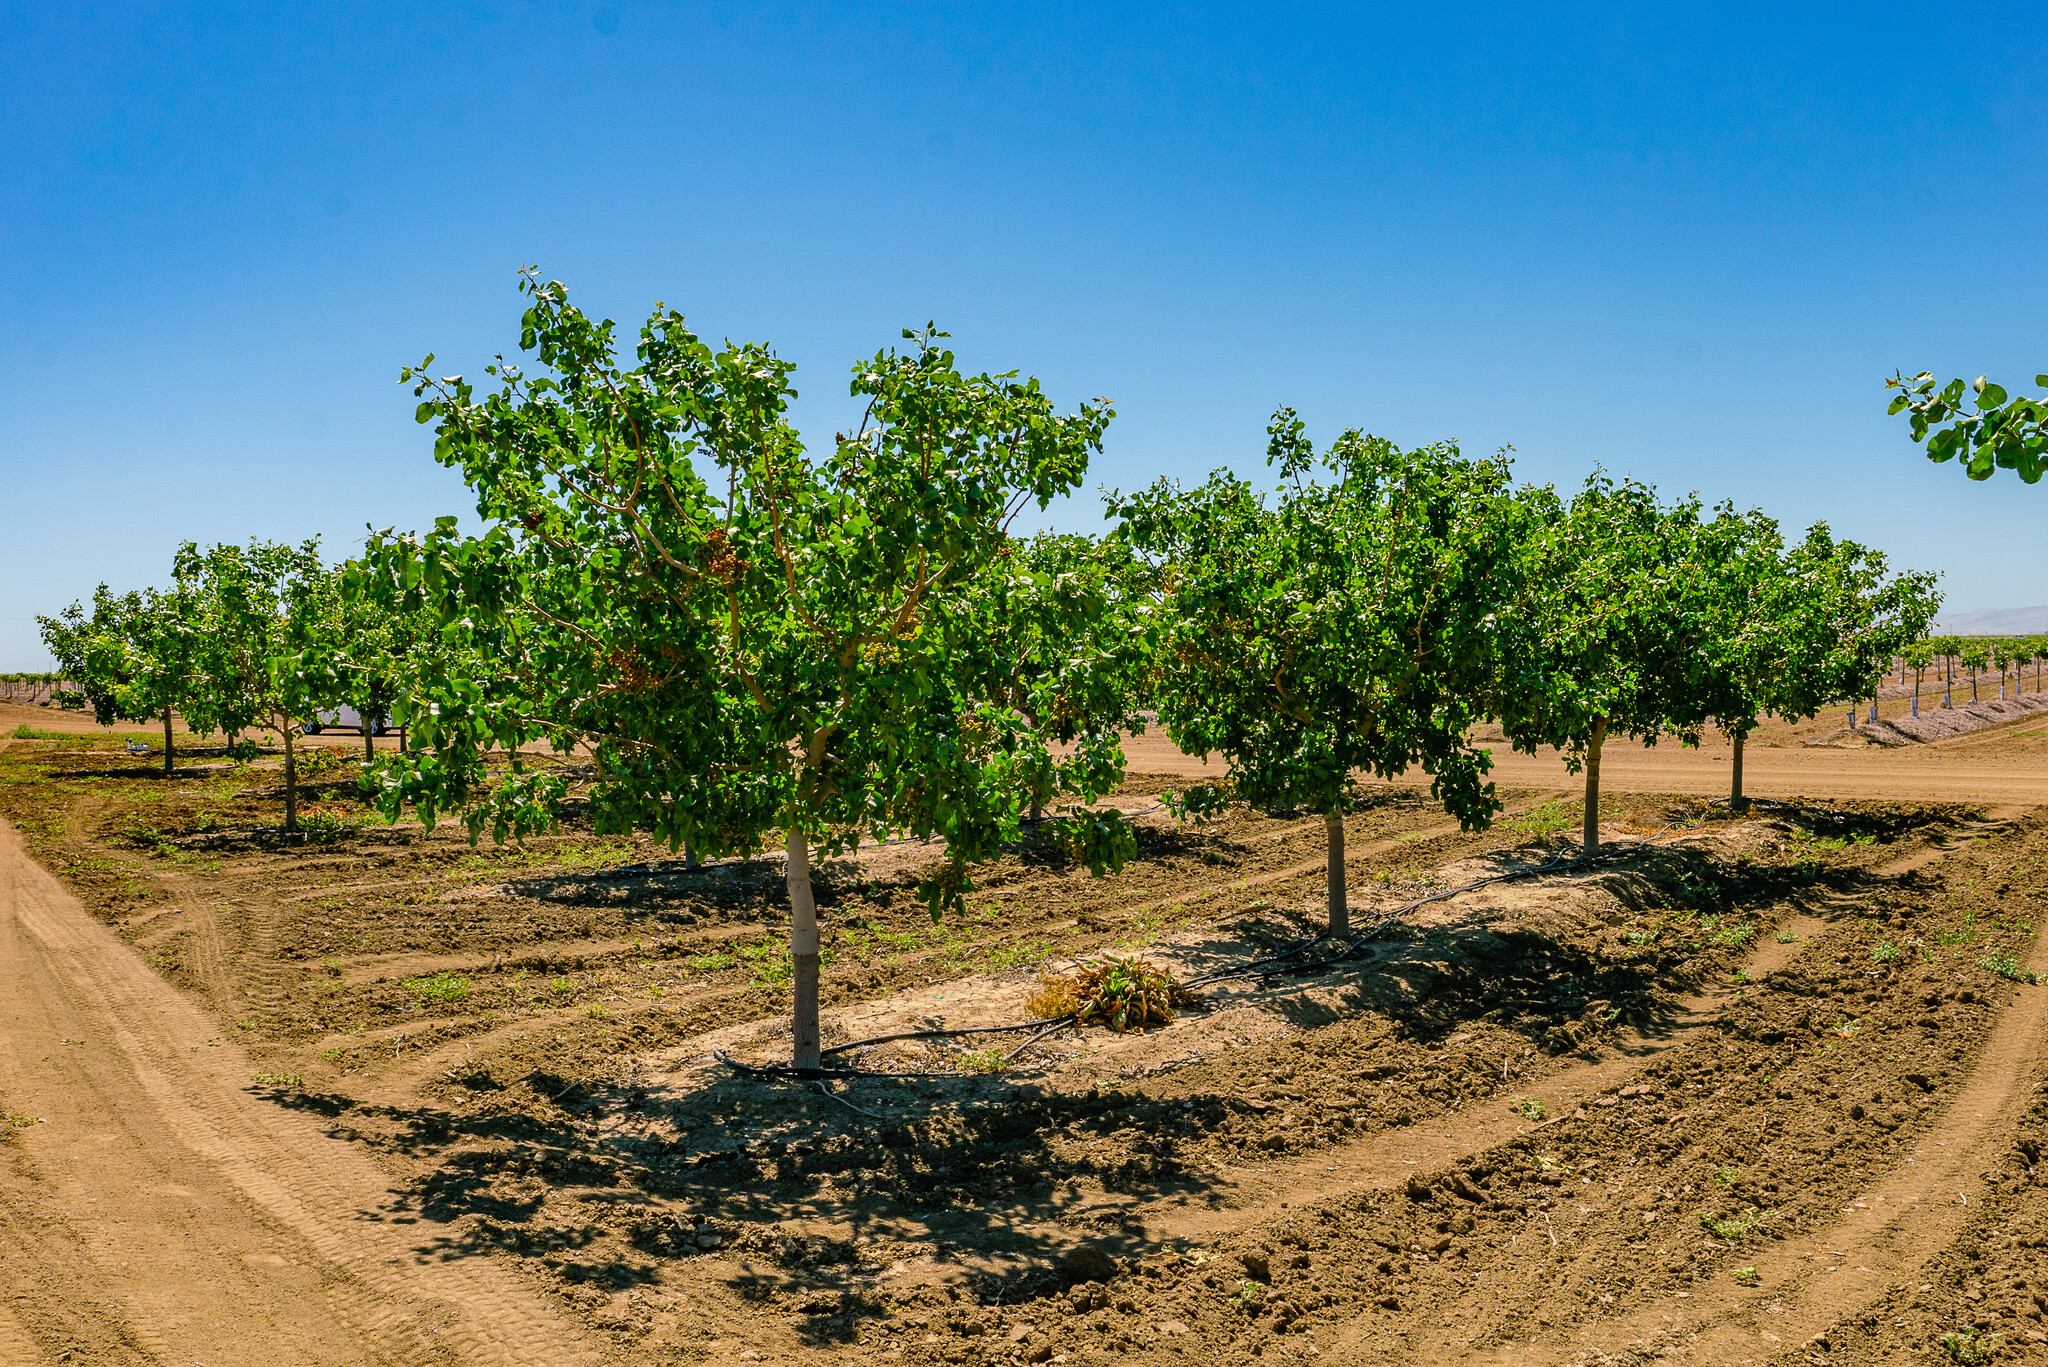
[547,976,578,996]
[1938,912,1982,947]
[1227,1280,1266,1313]
[1940,1328,2004,1363]
[401,971,473,1005]
[1871,942,1901,963]
[235,1018,256,1030]
[1834,1019,1863,1038]
[5,1114,43,1128]
[1710,924,1755,948]
[956,1048,1007,1074]
[319,1047,346,1061]
[1731,1264,1760,1285]
[1068,955,1190,1032]
[1979,952,2040,984]
[1505,800,1587,837]
[1510,1096,1546,1121]
[253,1072,304,1089]
[1025,972,1083,1019]
[983,938,1056,971]
[1623,927,1659,946]
[1713,1165,1738,1186]
[687,951,736,972]
[1697,1208,1773,1240]
[586,1004,610,1020]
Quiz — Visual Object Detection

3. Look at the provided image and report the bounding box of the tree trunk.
[786,828,821,1071]
[363,715,375,764]
[283,724,299,834]
[684,839,701,870]
[1582,715,1607,854]
[1971,669,1979,702]
[162,709,174,777]
[1730,729,1745,808]
[1324,811,1348,937]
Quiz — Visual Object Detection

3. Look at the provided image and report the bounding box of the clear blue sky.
[5,3,2046,667]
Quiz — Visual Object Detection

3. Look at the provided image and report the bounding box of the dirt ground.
[10,699,2048,1364]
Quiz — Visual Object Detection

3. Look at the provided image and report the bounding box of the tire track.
[0,813,604,1366]
[1313,812,2038,1366]
[1452,897,2048,1365]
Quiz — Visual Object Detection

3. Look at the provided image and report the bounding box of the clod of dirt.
[1058,1244,1119,1284]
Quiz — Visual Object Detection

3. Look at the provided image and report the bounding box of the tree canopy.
[1114,409,1526,933]
[356,269,1137,1068]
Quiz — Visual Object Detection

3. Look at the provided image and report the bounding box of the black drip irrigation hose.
[820,1015,1074,1057]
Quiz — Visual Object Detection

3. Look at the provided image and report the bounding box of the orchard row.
[39,271,1941,1069]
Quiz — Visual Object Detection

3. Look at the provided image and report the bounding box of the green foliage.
[1699,520,1937,750]
[37,576,211,771]
[1115,411,1526,921]
[173,538,344,831]
[1069,955,1185,1032]
[1119,412,1522,826]
[1697,1208,1772,1240]
[354,269,1134,1068]
[1939,1328,2005,1364]
[1889,367,2048,484]
[1509,1096,1546,1121]
[1980,952,2040,985]
[401,971,473,1004]
[1500,477,1756,770]
[955,1048,1008,1074]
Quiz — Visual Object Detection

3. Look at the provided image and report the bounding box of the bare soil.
[9,702,2048,1365]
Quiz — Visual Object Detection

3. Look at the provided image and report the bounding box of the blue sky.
[4,3,2046,666]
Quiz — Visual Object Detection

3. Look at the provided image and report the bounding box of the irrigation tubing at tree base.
[714,796,1848,1087]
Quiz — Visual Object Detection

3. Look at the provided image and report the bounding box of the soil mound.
[1807,691,2048,747]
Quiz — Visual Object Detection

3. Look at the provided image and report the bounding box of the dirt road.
[1121,717,2048,805]
[0,810,602,1366]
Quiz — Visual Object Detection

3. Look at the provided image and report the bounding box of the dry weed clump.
[1028,955,1191,1033]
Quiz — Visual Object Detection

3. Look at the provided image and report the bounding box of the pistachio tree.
[177,539,340,832]
[38,581,206,774]
[357,270,1131,1069]
[1496,476,1730,853]
[1698,523,1936,803]
[981,532,1155,825]
[1112,410,1526,935]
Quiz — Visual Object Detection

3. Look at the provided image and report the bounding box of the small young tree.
[178,540,340,832]
[358,271,1133,1069]
[1113,410,1526,935]
[1932,634,1961,707]
[1904,638,1933,717]
[1960,641,1987,703]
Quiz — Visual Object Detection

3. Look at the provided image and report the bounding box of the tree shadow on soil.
[247,805,1968,1344]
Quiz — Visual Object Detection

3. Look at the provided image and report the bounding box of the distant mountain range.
[1932,606,2048,635]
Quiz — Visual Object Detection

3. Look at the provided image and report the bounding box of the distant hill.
[1932,606,2048,636]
